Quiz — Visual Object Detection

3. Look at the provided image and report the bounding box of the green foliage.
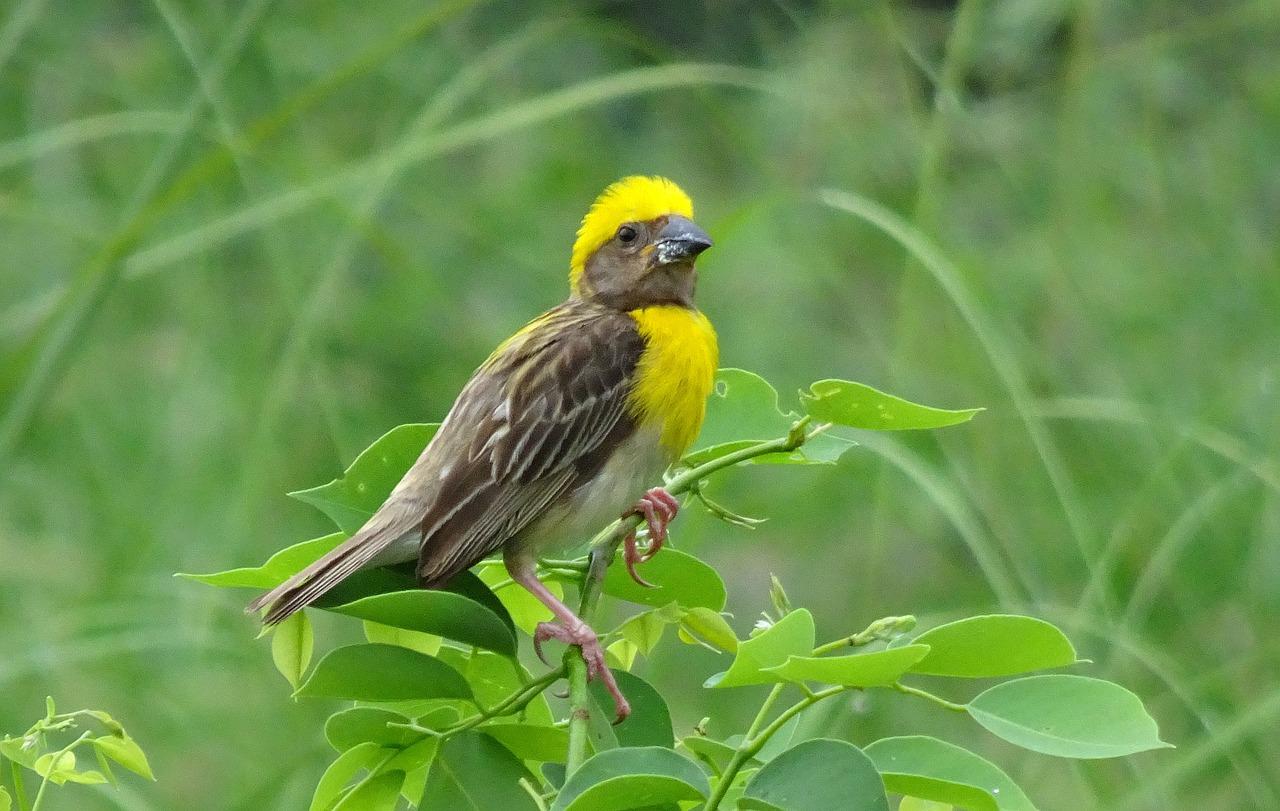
[0,699,153,810]
[180,368,1170,810]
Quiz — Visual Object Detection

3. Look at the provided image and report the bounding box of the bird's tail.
[246,510,415,625]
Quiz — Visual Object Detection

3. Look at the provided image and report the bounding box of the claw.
[532,619,631,723]
[621,487,680,585]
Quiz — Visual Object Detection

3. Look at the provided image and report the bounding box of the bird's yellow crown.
[570,175,694,290]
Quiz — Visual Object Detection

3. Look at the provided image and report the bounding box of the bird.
[247,175,718,721]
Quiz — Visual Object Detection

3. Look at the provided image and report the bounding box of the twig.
[563,418,829,775]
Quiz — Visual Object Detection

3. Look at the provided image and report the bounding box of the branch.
[564,417,829,774]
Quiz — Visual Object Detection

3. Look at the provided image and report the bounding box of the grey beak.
[653,214,713,266]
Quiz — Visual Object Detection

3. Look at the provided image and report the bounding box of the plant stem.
[705,686,848,811]
[562,419,828,776]
[30,731,90,811]
[812,614,916,655]
[891,682,967,713]
[391,665,566,739]
[11,761,28,811]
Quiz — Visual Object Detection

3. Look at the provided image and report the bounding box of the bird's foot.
[533,619,631,723]
[621,487,679,586]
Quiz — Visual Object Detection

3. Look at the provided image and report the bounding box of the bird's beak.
[651,214,713,267]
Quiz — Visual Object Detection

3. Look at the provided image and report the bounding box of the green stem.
[705,686,848,811]
[812,614,917,655]
[30,731,90,811]
[891,682,967,713]
[11,761,28,811]
[391,665,566,739]
[563,419,828,776]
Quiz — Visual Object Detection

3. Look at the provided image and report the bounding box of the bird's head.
[569,175,712,309]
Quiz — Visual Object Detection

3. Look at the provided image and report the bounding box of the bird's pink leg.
[504,549,630,723]
[621,487,680,586]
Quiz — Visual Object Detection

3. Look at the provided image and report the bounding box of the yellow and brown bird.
[248,176,718,720]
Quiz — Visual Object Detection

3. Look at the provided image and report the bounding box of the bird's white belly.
[511,423,670,556]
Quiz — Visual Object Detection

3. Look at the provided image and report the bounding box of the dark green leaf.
[290,424,439,534]
[271,611,314,689]
[296,644,472,702]
[603,549,726,611]
[742,739,887,811]
[966,675,1172,758]
[910,615,1078,678]
[328,590,516,656]
[588,670,674,750]
[764,645,930,686]
[483,723,570,763]
[419,732,538,810]
[865,735,1037,811]
[551,747,709,811]
[177,533,343,589]
[443,569,517,639]
[801,380,981,430]
[705,609,814,688]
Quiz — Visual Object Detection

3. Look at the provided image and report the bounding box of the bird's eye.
[617,225,638,244]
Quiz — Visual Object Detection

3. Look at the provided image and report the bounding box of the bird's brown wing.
[414,301,646,586]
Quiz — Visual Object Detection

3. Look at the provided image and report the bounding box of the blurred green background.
[2,1,1278,808]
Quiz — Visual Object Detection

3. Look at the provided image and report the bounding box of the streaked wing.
[415,301,645,585]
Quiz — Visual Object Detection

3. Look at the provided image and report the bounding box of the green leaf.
[333,770,404,811]
[311,742,384,811]
[271,611,315,689]
[324,708,418,752]
[328,589,516,656]
[436,648,553,727]
[686,369,845,466]
[910,615,1078,678]
[34,751,108,785]
[680,736,742,771]
[865,736,1037,811]
[677,607,738,652]
[0,737,38,769]
[602,549,726,611]
[0,785,10,811]
[588,670,674,750]
[705,609,815,688]
[966,675,1172,758]
[296,644,472,702]
[551,747,709,811]
[763,645,930,686]
[91,734,155,781]
[290,424,439,535]
[178,532,344,589]
[899,800,954,811]
[362,621,441,655]
[742,739,887,811]
[800,380,981,431]
[482,723,570,763]
[419,732,538,810]
[617,604,679,656]
[478,564,561,634]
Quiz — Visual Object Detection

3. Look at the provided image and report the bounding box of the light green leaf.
[35,751,108,785]
[910,615,1078,678]
[362,621,441,656]
[311,742,384,811]
[0,785,10,811]
[0,736,38,768]
[602,549,726,611]
[800,379,981,431]
[482,723,570,763]
[865,736,1037,811]
[177,532,344,589]
[966,675,1172,758]
[271,611,314,689]
[419,732,538,810]
[551,746,709,811]
[333,769,404,811]
[616,603,680,655]
[678,606,738,652]
[290,424,439,535]
[91,734,155,781]
[899,800,954,811]
[685,369,846,466]
[324,707,419,752]
[296,644,472,702]
[705,609,815,688]
[764,645,930,686]
[437,648,553,727]
[328,589,516,656]
[742,738,888,811]
[588,670,674,751]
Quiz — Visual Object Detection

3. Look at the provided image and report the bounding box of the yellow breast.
[627,305,719,456]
